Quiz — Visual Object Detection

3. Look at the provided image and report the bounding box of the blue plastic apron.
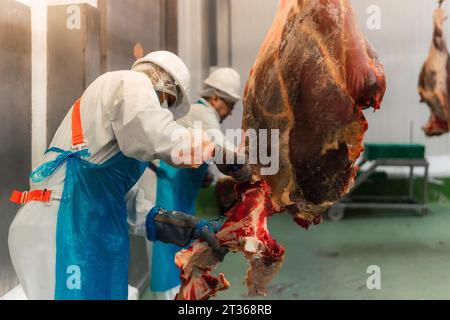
[31,100,148,300]
[150,101,211,292]
[150,161,208,292]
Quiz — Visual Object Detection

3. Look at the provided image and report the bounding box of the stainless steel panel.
[216,0,231,66]
[162,0,178,54]
[208,0,218,66]
[47,3,101,144]
[0,0,32,296]
[128,235,150,294]
[99,0,164,72]
[200,0,211,75]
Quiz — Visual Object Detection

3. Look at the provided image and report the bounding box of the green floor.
[144,203,450,300]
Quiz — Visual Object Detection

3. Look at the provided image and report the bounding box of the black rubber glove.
[146,207,229,262]
[192,224,229,262]
[202,170,215,188]
[216,163,252,183]
[214,146,252,183]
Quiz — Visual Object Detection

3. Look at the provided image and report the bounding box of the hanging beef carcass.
[418,3,450,136]
[176,0,386,300]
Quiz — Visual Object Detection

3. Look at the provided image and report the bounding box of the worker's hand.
[202,170,215,188]
[192,223,229,262]
[172,128,216,169]
[148,208,229,261]
[216,177,238,215]
[216,163,253,184]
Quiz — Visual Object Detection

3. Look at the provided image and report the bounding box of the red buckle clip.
[19,191,29,204]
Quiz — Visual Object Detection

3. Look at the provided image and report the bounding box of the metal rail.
[327,158,429,221]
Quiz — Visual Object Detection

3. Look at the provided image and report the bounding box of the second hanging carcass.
[419,3,450,136]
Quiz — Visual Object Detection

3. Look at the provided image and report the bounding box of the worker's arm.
[126,186,152,237]
[178,103,236,150]
[110,73,214,167]
[179,104,252,183]
[125,180,228,262]
[126,181,228,261]
[125,166,228,260]
[126,192,228,261]
[126,170,155,237]
[213,148,253,183]
[145,207,228,262]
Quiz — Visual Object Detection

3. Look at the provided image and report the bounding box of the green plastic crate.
[364,144,426,160]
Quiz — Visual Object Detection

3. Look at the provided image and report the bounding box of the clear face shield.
[158,90,178,109]
[134,62,183,111]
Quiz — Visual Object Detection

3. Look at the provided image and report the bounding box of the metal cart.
[327,144,429,221]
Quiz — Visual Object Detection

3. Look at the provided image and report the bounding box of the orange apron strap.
[10,189,52,205]
[72,99,85,148]
[10,190,23,204]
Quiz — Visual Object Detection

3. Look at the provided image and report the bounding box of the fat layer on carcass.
[176,0,386,300]
[419,6,450,136]
[244,0,386,227]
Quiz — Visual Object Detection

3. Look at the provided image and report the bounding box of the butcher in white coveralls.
[8,51,251,300]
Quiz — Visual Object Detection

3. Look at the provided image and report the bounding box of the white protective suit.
[8,70,207,300]
[147,97,228,300]
[178,98,222,132]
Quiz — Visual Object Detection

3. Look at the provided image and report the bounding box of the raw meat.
[176,0,386,300]
[418,3,450,136]
[176,181,284,300]
[244,0,386,227]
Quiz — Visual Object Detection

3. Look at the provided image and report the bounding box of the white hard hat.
[204,68,242,103]
[132,51,191,119]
